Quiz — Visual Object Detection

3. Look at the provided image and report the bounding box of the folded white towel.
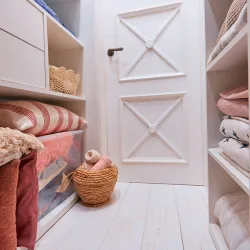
[219,138,249,172]
[207,4,247,64]
[220,116,249,143]
[214,192,249,250]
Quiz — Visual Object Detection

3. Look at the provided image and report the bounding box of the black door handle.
[107,47,124,57]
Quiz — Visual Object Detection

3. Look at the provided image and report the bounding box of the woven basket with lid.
[73,165,118,206]
[49,65,80,95]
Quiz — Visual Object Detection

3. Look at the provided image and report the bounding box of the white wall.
[78,0,108,154]
[78,0,103,153]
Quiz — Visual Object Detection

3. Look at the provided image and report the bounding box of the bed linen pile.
[0,100,86,248]
[217,85,249,177]
[214,192,250,250]
[207,0,247,64]
[0,128,44,250]
[37,130,82,221]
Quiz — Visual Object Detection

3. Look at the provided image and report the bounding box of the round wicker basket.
[73,165,118,206]
[49,65,80,95]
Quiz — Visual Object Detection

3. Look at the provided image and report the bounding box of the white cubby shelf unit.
[0,0,85,240]
[205,1,250,249]
[0,0,85,117]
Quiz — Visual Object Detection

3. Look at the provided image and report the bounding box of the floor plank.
[198,187,209,208]
[116,183,151,220]
[141,185,183,250]
[35,202,89,250]
[36,182,129,250]
[175,185,216,250]
[36,184,215,250]
[100,218,145,250]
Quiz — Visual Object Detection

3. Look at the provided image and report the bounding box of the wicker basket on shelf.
[73,165,118,206]
[49,65,80,95]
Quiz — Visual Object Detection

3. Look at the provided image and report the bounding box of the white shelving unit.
[0,0,85,117]
[205,0,250,249]
[0,0,86,240]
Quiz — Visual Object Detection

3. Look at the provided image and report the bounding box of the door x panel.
[120,92,187,163]
[117,2,185,82]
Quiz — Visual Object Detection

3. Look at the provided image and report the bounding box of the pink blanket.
[217,85,248,118]
[220,85,248,99]
[217,98,248,118]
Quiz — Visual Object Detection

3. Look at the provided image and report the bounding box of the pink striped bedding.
[0,101,86,136]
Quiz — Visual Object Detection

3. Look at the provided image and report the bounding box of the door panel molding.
[117,2,183,18]
[117,2,185,82]
[120,92,187,164]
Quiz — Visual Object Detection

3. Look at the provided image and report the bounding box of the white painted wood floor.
[35,183,216,250]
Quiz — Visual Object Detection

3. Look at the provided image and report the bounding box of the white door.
[104,0,204,185]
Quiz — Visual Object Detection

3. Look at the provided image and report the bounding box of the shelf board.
[209,148,250,195]
[207,26,248,71]
[209,224,229,250]
[47,15,84,50]
[0,80,86,103]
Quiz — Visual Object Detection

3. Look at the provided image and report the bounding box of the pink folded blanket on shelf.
[217,85,249,118]
[220,84,248,99]
[217,98,249,118]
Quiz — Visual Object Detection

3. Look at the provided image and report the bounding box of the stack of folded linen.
[37,130,83,221]
[207,0,247,64]
[214,192,250,250]
[217,85,249,177]
[0,128,44,250]
[0,100,87,221]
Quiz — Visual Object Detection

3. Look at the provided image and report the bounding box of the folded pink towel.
[217,98,248,118]
[90,156,112,172]
[220,85,248,100]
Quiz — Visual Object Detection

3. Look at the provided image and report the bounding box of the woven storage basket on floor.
[73,165,118,206]
[49,66,80,95]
